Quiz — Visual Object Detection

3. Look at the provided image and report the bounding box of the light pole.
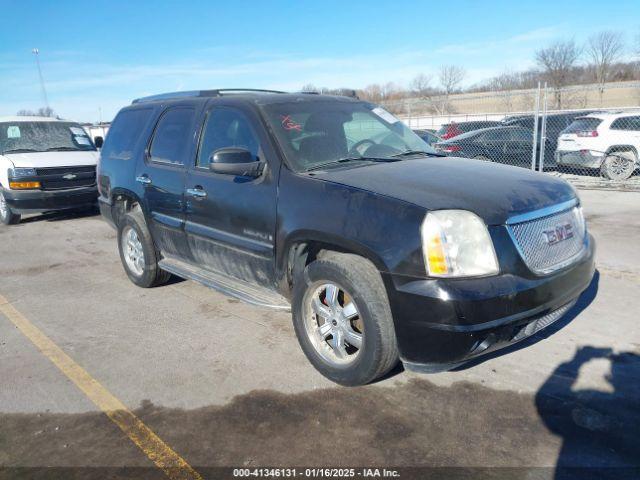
[32,48,50,111]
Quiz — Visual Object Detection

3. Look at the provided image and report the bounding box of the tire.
[292,251,399,386]
[117,209,171,288]
[601,151,637,181]
[0,189,21,225]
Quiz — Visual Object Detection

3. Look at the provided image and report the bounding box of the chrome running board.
[158,257,291,311]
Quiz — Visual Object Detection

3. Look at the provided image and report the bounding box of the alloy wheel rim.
[303,282,363,366]
[609,157,633,179]
[122,226,145,276]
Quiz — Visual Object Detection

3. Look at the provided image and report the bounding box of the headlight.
[9,167,37,178]
[421,210,499,277]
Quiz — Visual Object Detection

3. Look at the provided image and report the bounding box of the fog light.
[9,181,41,189]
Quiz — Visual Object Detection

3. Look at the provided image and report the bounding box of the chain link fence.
[384,82,640,190]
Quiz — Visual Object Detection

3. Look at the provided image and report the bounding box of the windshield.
[0,121,96,155]
[261,100,437,171]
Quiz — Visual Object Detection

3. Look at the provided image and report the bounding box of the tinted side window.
[150,107,196,165]
[565,118,602,133]
[479,129,510,142]
[196,108,260,168]
[611,116,640,131]
[511,129,533,141]
[101,108,153,160]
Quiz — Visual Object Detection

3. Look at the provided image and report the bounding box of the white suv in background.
[556,110,640,180]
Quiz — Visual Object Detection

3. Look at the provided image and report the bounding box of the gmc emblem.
[542,223,574,245]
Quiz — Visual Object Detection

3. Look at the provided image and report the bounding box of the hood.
[1,151,99,169]
[309,157,576,225]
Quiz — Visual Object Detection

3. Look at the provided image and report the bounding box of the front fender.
[276,169,428,281]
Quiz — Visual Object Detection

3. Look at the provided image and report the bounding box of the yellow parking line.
[0,294,203,480]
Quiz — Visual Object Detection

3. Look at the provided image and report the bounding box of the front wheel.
[292,251,399,386]
[117,210,171,288]
[0,190,21,225]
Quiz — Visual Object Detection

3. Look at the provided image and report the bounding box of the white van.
[0,116,99,224]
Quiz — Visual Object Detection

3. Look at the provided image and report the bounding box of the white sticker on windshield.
[7,126,21,138]
[70,127,87,136]
[74,135,91,145]
[372,107,399,124]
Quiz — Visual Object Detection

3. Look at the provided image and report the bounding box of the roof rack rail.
[217,88,286,95]
[132,88,287,104]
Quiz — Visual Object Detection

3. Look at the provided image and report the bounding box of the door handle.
[136,175,152,185]
[186,187,207,198]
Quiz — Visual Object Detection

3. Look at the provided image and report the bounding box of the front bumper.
[2,186,98,213]
[385,234,596,370]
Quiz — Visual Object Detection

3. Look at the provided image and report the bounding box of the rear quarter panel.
[97,105,160,211]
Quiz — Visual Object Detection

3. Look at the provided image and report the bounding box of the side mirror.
[94,136,104,149]
[209,147,263,177]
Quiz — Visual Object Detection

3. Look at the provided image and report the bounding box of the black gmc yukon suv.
[98,89,595,386]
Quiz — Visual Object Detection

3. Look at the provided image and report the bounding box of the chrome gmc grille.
[507,203,586,275]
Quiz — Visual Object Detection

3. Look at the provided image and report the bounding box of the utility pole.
[32,48,50,111]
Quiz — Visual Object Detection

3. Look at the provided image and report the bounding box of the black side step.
[158,257,291,311]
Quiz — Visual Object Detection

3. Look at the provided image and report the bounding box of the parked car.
[413,129,441,146]
[556,111,640,180]
[0,116,99,225]
[434,126,538,168]
[502,111,595,168]
[98,89,595,386]
[436,120,502,140]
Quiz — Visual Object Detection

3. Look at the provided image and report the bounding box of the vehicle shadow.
[18,206,100,224]
[450,269,600,372]
[535,348,640,479]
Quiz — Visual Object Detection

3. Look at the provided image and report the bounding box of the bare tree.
[587,31,624,103]
[359,84,383,103]
[17,106,56,117]
[438,65,466,95]
[535,40,581,108]
[488,71,522,111]
[300,83,319,93]
[437,65,465,113]
[38,106,56,117]
[409,73,433,96]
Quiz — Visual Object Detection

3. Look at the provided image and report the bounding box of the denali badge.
[62,173,77,180]
[542,223,574,246]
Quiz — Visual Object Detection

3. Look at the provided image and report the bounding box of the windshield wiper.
[306,156,399,172]
[1,148,40,154]
[46,146,81,152]
[391,149,445,158]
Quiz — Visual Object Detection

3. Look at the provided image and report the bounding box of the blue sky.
[1,0,638,122]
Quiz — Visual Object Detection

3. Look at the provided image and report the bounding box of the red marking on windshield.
[281,115,302,131]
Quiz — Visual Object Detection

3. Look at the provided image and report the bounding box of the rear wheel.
[601,151,637,181]
[0,190,21,225]
[117,210,171,287]
[292,251,398,386]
